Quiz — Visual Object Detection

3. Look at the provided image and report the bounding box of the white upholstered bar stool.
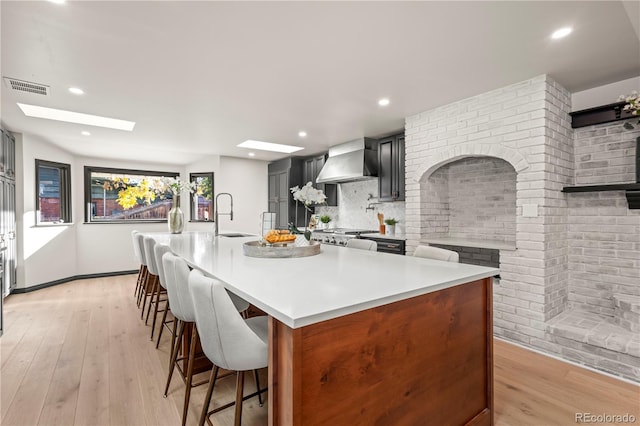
[413,245,459,262]
[189,269,268,426]
[135,233,150,308]
[346,238,378,251]
[132,230,144,298]
[162,252,202,426]
[152,243,173,345]
[142,236,164,323]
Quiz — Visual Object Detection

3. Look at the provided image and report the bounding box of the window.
[36,159,71,225]
[84,166,178,223]
[190,172,214,221]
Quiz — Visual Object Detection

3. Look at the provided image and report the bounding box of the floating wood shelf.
[562,184,640,209]
[570,101,636,128]
[562,183,640,193]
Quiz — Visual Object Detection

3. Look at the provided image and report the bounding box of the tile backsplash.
[315,179,405,232]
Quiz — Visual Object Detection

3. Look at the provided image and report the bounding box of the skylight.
[237,140,304,153]
[17,103,136,131]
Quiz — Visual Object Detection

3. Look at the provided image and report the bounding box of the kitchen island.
[151,232,499,425]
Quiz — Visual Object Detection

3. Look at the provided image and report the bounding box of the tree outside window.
[84,166,179,223]
[190,172,214,221]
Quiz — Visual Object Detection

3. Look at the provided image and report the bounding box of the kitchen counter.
[149,231,497,328]
[359,232,406,240]
[149,231,497,425]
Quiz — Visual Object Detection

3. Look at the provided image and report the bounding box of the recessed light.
[47,0,66,4]
[551,27,572,39]
[81,131,91,136]
[248,152,256,157]
[68,87,84,95]
[17,103,136,131]
[298,131,307,138]
[237,140,304,154]
[378,98,390,106]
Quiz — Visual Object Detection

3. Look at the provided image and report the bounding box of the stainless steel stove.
[311,228,378,247]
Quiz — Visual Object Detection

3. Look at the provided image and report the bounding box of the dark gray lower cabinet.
[358,236,406,255]
[0,129,17,336]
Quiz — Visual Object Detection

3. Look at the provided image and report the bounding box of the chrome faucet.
[365,193,380,211]
[214,193,233,236]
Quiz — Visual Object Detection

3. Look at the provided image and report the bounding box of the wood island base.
[268,277,493,426]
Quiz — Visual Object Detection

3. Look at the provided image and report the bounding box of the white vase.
[386,224,396,236]
[168,195,184,234]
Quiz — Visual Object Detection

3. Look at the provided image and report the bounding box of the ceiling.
[1,1,639,165]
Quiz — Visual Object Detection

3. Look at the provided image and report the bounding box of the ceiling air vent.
[3,77,50,96]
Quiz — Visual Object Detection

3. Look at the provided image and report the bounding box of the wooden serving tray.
[242,239,321,258]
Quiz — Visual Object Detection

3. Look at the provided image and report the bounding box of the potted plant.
[384,218,398,236]
[319,215,332,229]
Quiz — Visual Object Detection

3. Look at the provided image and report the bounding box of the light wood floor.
[1,275,638,426]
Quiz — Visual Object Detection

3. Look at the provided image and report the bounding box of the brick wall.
[568,122,640,315]
[404,75,579,369]
[404,74,640,379]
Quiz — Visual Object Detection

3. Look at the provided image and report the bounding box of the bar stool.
[346,239,377,251]
[151,243,172,343]
[413,245,459,262]
[135,233,150,308]
[189,269,268,426]
[162,252,208,426]
[142,236,162,322]
[131,230,144,298]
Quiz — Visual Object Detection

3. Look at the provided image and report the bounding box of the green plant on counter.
[384,218,398,226]
[320,215,332,224]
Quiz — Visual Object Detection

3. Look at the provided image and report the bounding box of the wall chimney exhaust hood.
[316,138,378,184]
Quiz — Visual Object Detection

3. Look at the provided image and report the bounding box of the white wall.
[571,76,640,111]
[19,134,77,289]
[216,156,269,235]
[73,156,185,276]
[17,137,268,288]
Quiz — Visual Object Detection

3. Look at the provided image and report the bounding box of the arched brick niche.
[420,155,518,247]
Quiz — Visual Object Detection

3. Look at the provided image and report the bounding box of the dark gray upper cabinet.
[268,157,305,229]
[378,133,405,202]
[302,154,337,206]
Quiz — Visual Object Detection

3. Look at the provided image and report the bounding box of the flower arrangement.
[618,90,640,116]
[162,177,197,195]
[290,182,327,209]
[290,182,327,239]
[618,91,640,130]
[384,218,398,226]
[320,215,332,224]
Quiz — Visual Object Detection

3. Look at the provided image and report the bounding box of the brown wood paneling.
[269,317,302,426]
[270,278,492,425]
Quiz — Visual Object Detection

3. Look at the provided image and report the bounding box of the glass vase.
[168,194,184,234]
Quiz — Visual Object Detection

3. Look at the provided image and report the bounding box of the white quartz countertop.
[150,232,499,329]
[359,232,407,241]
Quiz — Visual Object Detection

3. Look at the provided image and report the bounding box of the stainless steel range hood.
[316,138,378,184]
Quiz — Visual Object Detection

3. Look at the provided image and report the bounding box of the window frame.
[189,172,214,222]
[83,166,179,224]
[35,159,72,226]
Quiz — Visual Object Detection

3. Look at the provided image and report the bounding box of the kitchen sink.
[218,233,255,238]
